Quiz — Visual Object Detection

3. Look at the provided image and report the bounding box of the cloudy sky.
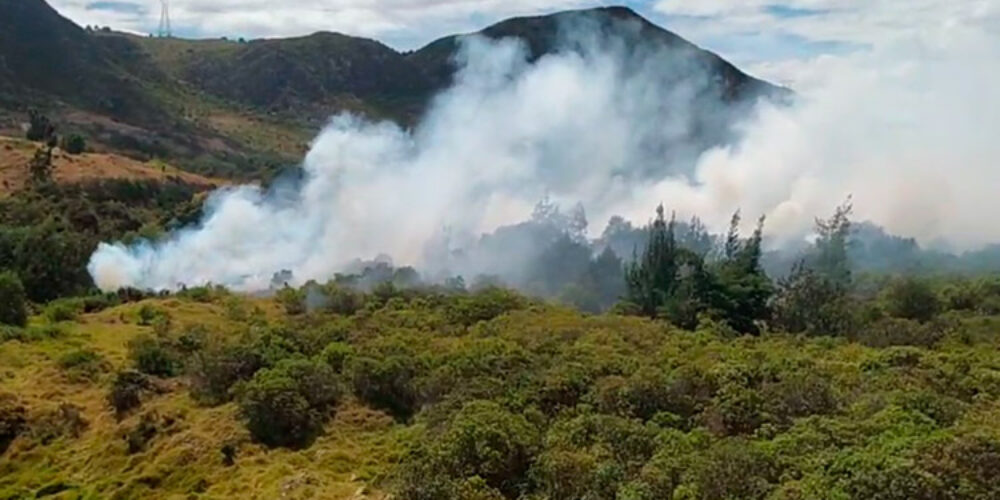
[49,0,997,85]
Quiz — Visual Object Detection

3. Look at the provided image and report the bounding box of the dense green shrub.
[276,286,306,315]
[44,298,84,323]
[236,358,340,448]
[681,439,778,500]
[189,343,264,405]
[444,287,528,327]
[128,334,180,377]
[108,371,152,418]
[349,354,424,421]
[0,272,28,327]
[882,277,941,322]
[62,134,86,155]
[319,342,354,373]
[396,401,540,498]
[322,284,366,315]
[772,265,859,336]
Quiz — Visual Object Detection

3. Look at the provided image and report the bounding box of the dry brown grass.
[0,136,223,195]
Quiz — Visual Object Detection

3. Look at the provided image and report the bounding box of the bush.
[0,272,28,327]
[44,298,83,323]
[396,400,540,498]
[108,371,151,418]
[128,334,180,377]
[445,287,528,327]
[62,134,86,155]
[349,354,423,421]
[136,304,166,326]
[682,439,778,500]
[320,342,354,373]
[0,394,27,454]
[323,285,366,315]
[771,266,858,336]
[276,286,306,315]
[236,358,340,448]
[882,277,941,323]
[58,348,107,382]
[189,343,264,405]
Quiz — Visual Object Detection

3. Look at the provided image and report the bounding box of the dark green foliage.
[124,413,159,454]
[625,205,683,319]
[683,439,778,500]
[882,277,941,322]
[0,271,28,327]
[0,180,203,303]
[771,202,860,336]
[236,358,341,448]
[771,262,859,336]
[61,134,86,155]
[811,199,854,288]
[444,287,529,327]
[25,110,55,143]
[44,298,83,322]
[136,304,166,326]
[128,333,180,377]
[188,342,264,405]
[348,353,424,421]
[320,342,354,373]
[276,286,306,315]
[710,213,773,334]
[396,401,540,498]
[108,370,151,418]
[624,207,772,333]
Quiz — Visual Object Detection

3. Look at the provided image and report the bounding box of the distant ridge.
[0,0,788,179]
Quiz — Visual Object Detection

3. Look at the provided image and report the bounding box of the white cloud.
[49,0,602,47]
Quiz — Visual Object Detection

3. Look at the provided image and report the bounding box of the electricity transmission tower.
[157,0,172,38]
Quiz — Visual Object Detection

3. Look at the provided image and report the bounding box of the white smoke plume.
[88,11,1000,291]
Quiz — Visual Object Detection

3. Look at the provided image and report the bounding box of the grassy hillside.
[0,296,400,499]
[3,282,1000,499]
[0,136,221,195]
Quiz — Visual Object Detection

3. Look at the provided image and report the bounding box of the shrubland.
[4,176,1000,498]
[3,259,1000,499]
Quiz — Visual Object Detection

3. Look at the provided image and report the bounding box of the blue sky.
[51,0,982,83]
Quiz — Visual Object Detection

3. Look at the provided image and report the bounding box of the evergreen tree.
[812,198,853,288]
[772,201,858,336]
[713,214,773,334]
[625,205,679,317]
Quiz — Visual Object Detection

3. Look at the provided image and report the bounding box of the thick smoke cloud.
[88,13,1000,291]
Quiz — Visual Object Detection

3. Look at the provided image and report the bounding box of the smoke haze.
[88,11,1000,292]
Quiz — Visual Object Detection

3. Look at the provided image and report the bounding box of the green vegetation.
[61,134,86,155]
[2,259,1000,498]
[0,271,28,327]
[0,179,205,303]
